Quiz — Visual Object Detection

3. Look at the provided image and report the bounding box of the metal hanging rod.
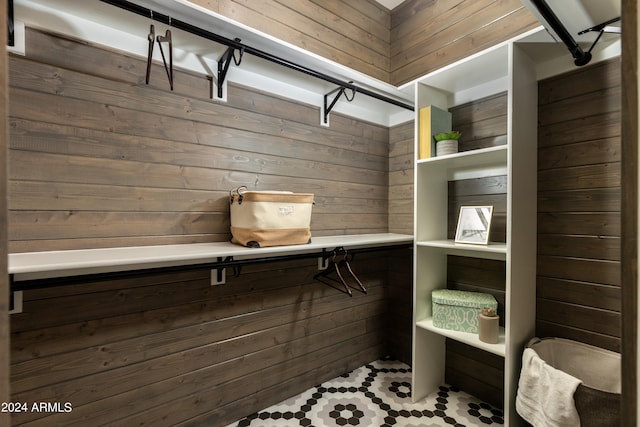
[99,0,413,111]
[9,243,412,292]
[530,0,592,66]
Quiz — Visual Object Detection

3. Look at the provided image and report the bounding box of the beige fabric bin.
[230,187,314,248]
[520,337,620,427]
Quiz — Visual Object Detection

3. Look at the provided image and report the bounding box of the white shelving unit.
[411,31,540,426]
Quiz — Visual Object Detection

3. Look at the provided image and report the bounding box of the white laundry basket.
[525,337,620,427]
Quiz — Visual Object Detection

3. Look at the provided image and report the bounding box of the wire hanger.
[314,248,367,297]
[338,249,366,294]
[314,249,352,296]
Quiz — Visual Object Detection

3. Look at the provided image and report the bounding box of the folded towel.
[516,347,582,427]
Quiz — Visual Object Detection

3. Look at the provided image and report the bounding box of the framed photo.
[455,206,493,245]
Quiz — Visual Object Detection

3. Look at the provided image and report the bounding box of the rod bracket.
[322,83,355,126]
[9,275,23,315]
[577,16,621,63]
[211,256,233,285]
[216,38,244,99]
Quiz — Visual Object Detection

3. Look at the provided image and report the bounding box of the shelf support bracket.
[323,83,355,126]
[318,249,330,270]
[216,39,244,99]
[211,256,233,285]
[577,16,621,59]
[8,276,23,314]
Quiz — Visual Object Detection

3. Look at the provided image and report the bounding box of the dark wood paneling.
[448,176,507,243]
[451,92,509,152]
[620,0,638,424]
[447,255,506,329]
[390,0,538,85]
[537,58,621,352]
[387,121,414,365]
[10,252,393,426]
[446,93,508,244]
[386,247,413,365]
[0,1,10,425]
[445,340,504,409]
[438,92,509,406]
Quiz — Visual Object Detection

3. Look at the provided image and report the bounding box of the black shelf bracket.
[577,17,621,61]
[578,17,621,36]
[216,39,244,99]
[323,84,355,124]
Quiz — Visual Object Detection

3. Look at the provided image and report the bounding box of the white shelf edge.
[416,240,507,256]
[416,317,506,357]
[417,145,507,166]
[10,233,413,281]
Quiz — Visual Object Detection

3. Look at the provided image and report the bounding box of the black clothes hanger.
[156,28,173,90]
[339,250,366,294]
[145,24,155,84]
[144,12,173,90]
[314,250,352,296]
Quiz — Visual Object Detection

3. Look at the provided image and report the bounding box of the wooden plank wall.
[0,1,10,425]
[188,0,391,82]
[389,121,414,236]
[8,28,390,252]
[7,28,401,426]
[620,0,638,423]
[390,0,538,86]
[537,59,622,352]
[10,252,394,426]
[387,121,414,364]
[189,0,538,86]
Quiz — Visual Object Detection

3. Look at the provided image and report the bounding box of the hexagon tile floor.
[228,359,504,427]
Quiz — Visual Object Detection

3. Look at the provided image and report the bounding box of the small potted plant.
[434,131,462,156]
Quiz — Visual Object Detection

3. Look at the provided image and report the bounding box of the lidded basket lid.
[432,289,497,309]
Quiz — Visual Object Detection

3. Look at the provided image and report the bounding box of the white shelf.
[417,145,508,181]
[416,240,507,258]
[416,317,506,357]
[417,145,507,167]
[10,233,413,281]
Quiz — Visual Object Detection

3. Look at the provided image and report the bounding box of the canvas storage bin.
[522,337,621,426]
[230,187,314,248]
[432,289,497,333]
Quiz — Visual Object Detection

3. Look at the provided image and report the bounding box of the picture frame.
[454,206,493,245]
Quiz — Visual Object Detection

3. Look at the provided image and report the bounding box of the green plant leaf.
[433,131,462,141]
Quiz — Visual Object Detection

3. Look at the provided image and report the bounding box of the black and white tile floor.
[228,359,504,427]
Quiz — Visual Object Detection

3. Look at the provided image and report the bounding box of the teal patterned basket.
[432,289,497,333]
